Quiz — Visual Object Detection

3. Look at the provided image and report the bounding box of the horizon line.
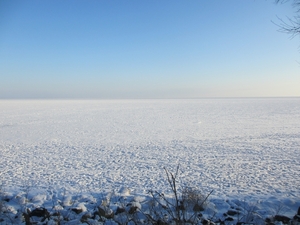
[0,96,299,101]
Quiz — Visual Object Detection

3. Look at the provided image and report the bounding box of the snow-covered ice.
[0,98,299,222]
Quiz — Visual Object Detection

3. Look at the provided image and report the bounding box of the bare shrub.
[181,187,207,211]
[147,165,213,225]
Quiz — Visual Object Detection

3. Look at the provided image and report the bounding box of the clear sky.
[0,0,299,99]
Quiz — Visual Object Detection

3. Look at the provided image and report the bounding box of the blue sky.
[0,0,299,99]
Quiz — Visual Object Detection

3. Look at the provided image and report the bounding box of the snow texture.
[0,98,299,218]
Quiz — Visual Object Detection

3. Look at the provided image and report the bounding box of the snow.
[0,98,299,223]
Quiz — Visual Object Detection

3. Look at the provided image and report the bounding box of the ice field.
[0,98,300,221]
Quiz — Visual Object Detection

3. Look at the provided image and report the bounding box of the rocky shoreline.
[1,187,299,225]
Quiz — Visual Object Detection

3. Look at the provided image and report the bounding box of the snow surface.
[0,98,299,220]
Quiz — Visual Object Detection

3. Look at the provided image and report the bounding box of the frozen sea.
[0,98,299,206]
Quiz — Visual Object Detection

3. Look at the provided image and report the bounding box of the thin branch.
[274,0,300,37]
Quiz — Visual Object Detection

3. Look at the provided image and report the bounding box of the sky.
[0,0,299,99]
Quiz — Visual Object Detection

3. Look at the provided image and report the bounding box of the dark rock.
[115,207,125,215]
[237,222,254,225]
[71,208,83,214]
[22,208,50,225]
[274,215,291,224]
[225,217,234,221]
[128,206,138,214]
[298,206,300,215]
[202,219,209,225]
[193,203,204,212]
[30,208,50,218]
[197,213,203,218]
[176,204,185,211]
[23,213,31,225]
[52,212,60,217]
[215,219,225,225]
[97,207,106,217]
[293,214,300,222]
[265,218,271,223]
[202,219,215,225]
[105,210,114,219]
[227,210,238,216]
[156,219,168,225]
[97,206,114,219]
[81,213,92,223]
